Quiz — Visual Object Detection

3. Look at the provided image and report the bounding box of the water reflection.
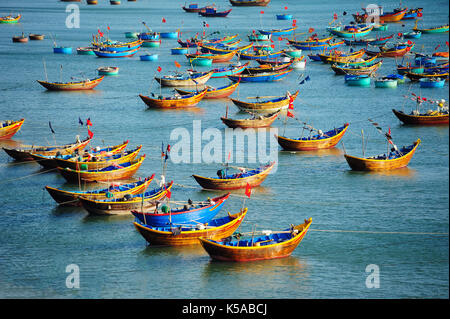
[345,167,416,178]
[140,242,207,259]
[279,147,343,158]
[194,185,273,197]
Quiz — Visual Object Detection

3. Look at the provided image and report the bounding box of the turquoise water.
[0,0,448,299]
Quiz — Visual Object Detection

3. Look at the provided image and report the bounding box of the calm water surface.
[0,0,448,298]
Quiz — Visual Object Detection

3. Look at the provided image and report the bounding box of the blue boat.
[345,74,371,86]
[53,46,72,54]
[140,53,158,61]
[308,54,322,61]
[292,40,344,51]
[171,47,189,55]
[93,39,142,52]
[210,62,249,78]
[276,14,293,20]
[138,32,160,41]
[227,68,293,82]
[160,31,179,39]
[419,78,446,88]
[131,193,230,226]
[94,47,140,58]
[404,31,422,39]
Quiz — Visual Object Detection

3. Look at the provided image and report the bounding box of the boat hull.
[392,109,449,125]
[37,76,104,91]
[139,90,207,109]
[0,119,25,139]
[221,112,279,128]
[231,90,299,113]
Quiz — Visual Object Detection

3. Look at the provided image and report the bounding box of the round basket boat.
[125,32,139,39]
[97,66,119,75]
[53,46,72,54]
[29,34,45,40]
[171,47,189,55]
[12,35,28,43]
[142,40,161,47]
[189,57,213,66]
[77,47,95,55]
[276,14,293,20]
[375,78,398,88]
[160,31,179,39]
[419,78,445,88]
[140,54,158,61]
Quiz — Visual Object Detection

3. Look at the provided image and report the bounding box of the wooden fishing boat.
[283,48,302,58]
[227,68,293,82]
[291,40,344,51]
[37,76,104,91]
[139,89,207,109]
[221,111,280,128]
[131,193,230,226]
[402,8,423,20]
[199,218,312,262]
[0,14,21,23]
[331,61,382,75]
[0,119,24,139]
[182,4,206,12]
[419,78,446,88]
[328,25,373,39]
[365,43,414,58]
[93,47,140,58]
[12,34,28,43]
[403,31,422,39]
[189,57,213,66]
[238,50,284,61]
[77,47,96,55]
[335,55,377,67]
[198,8,232,17]
[229,0,270,6]
[318,49,365,64]
[392,109,449,125]
[138,32,160,41]
[200,42,252,55]
[344,34,393,46]
[344,139,421,171]
[287,36,333,46]
[29,34,45,40]
[175,81,239,99]
[379,8,408,22]
[185,51,237,63]
[231,90,299,113]
[405,71,449,82]
[57,155,146,183]
[242,61,292,74]
[413,24,449,34]
[2,137,91,161]
[155,71,213,87]
[97,66,119,75]
[45,175,154,206]
[258,27,297,36]
[210,62,249,78]
[92,38,143,51]
[160,31,179,39]
[44,145,142,170]
[192,162,275,190]
[79,182,173,215]
[248,33,271,42]
[133,208,248,246]
[276,124,349,151]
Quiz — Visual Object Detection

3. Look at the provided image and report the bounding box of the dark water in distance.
[0,0,448,298]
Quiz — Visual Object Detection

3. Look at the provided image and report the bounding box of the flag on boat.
[157,66,162,72]
[86,118,93,126]
[287,110,294,118]
[245,182,252,198]
[87,128,94,139]
[162,18,166,23]
[174,61,181,68]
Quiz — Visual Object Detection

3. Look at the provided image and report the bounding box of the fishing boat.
[402,8,423,20]
[142,39,161,48]
[124,31,139,39]
[200,42,252,55]
[2,137,91,161]
[238,49,284,61]
[330,61,382,75]
[318,48,366,64]
[242,61,292,74]
[12,34,28,43]
[405,70,449,81]
[287,36,333,46]
[290,40,344,51]
[248,33,271,42]
[403,31,421,39]
[110,0,121,5]
[76,47,96,55]
[198,8,232,17]
[175,81,240,99]
[199,218,312,262]
[155,71,213,87]
[160,31,179,39]
[413,24,449,34]
[229,0,270,6]
[419,78,446,88]
[97,66,119,75]
[345,74,371,86]
[79,182,172,215]
[258,27,297,36]
[276,14,293,20]
[344,34,393,46]
[344,139,421,171]
[140,53,158,61]
[227,68,293,82]
[45,176,154,206]
[92,39,143,52]
[292,57,306,69]
[375,77,398,88]
[40,145,143,170]
[365,42,414,58]
[0,14,21,23]
[29,34,45,40]
[87,0,98,4]
[283,48,302,58]
[372,24,388,31]
[210,62,249,78]
[392,98,448,125]
[185,51,237,63]
[379,8,408,22]
[0,119,25,139]
[189,57,213,66]
[182,4,206,12]
[171,47,189,55]
[139,89,208,109]
[385,74,405,83]
[221,111,280,128]
[131,193,230,226]
[36,76,104,91]
[276,124,349,151]
[53,47,72,54]
[328,25,373,39]
[230,90,299,113]
[334,55,378,67]
[138,32,160,41]
[192,162,275,190]
[133,208,248,246]
[57,155,146,183]
[93,47,140,58]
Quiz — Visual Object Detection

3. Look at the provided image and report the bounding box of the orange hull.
[139,89,207,108]
[392,109,449,125]
[37,76,104,91]
[0,119,24,139]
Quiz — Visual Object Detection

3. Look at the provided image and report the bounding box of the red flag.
[166,144,171,152]
[107,26,110,30]
[417,12,422,17]
[422,97,427,101]
[308,27,315,33]
[157,66,162,72]
[435,44,441,51]
[162,18,166,23]
[166,188,171,199]
[98,29,104,37]
[206,24,209,28]
[270,44,275,49]
[287,110,294,118]
[86,118,92,126]
[388,127,391,135]
[87,128,94,139]
[278,36,283,41]
[174,61,181,68]
[260,10,264,14]
[333,13,338,19]
[245,183,252,198]
[292,19,297,27]
[446,41,449,47]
